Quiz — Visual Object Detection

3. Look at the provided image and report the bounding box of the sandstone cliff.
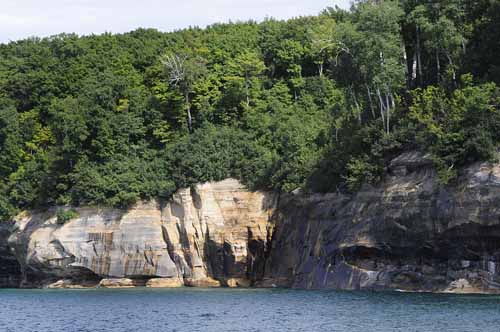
[7,179,276,288]
[4,153,500,293]
[262,152,500,293]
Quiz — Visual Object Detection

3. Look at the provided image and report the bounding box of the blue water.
[1,288,500,332]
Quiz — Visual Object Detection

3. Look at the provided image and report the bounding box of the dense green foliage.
[1,0,499,219]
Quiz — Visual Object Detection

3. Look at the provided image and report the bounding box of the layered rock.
[262,152,500,293]
[8,179,275,288]
[5,153,500,293]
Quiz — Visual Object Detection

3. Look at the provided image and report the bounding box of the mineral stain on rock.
[4,153,500,293]
[263,152,500,293]
[7,179,276,289]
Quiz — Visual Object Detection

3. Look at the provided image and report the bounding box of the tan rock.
[442,279,485,294]
[9,178,276,288]
[46,280,68,289]
[161,179,276,284]
[226,278,250,288]
[99,278,143,288]
[10,201,177,279]
[184,277,221,287]
[46,279,98,289]
[146,278,184,288]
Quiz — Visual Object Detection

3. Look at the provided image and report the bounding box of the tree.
[337,1,405,133]
[48,96,89,168]
[464,0,500,84]
[308,15,338,76]
[0,98,22,177]
[410,77,500,183]
[226,50,266,107]
[275,39,305,99]
[0,3,498,219]
[406,0,469,86]
[161,52,207,132]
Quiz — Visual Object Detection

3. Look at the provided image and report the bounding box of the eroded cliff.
[262,152,500,293]
[8,179,276,288]
[4,153,500,293]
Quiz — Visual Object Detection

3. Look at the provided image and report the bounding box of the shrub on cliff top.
[56,209,79,224]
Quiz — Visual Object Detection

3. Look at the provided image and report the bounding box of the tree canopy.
[0,0,499,220]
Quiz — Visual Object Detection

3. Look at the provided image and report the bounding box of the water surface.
[1,288,499,332]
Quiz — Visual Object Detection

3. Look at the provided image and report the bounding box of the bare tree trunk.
[402,41,410,88]
[416,25,423,86]
[377,88,386,132]
[245,84,250,107]
[352,90,362,124]
[436,48,441,84]
[385,93,390,134]
[245,73,250,107]
[412,52,417,81]
[446,53,456,85]
[186,93,192,132]
[366,84,376,119]
[318,63,324,77]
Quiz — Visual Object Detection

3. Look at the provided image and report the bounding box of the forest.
[0,0,499,219]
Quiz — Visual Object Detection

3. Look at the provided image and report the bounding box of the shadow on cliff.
[203,227,270,286]
[0,221,22,287]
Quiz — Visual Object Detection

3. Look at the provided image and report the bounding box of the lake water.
[1,288,499,332]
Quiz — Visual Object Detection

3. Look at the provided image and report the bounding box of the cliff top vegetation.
[1,0,499,219]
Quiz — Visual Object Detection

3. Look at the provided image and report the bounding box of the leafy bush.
[410,80,500,183]
[56,209,79,224]
[166,125,274,189]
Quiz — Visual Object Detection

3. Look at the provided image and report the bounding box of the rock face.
[0,221,21,287]
[8,179,276,288]
[262,152,500,293]
[5,153,500,293]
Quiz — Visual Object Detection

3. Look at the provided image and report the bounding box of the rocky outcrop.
[262,152,500,293]
[98,278,145,288]
[5,153,500,293]
[146,277,183,288]
[8,179,276,288]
